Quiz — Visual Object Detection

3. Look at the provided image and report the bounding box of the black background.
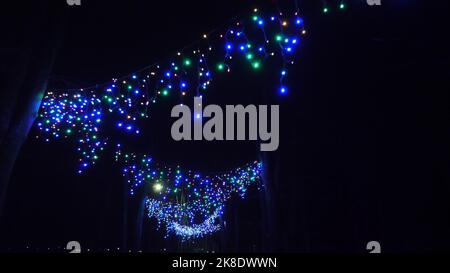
[1,0,449,253]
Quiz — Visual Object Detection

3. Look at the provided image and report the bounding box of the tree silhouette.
[0,1,68,217]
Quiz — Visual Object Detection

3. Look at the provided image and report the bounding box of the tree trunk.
[0,1,68,219]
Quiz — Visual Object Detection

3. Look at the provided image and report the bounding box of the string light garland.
[34,4,347,239]
[118,150,263,239]
[145,199,223,240]
[36,92,108,172]
[35,7,309,172]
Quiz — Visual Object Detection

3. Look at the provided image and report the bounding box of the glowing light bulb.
[183,59,191,66]
[323,7,329,13]
[153,183,163,192]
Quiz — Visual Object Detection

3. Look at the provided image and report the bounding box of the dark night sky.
[1,0,449,253]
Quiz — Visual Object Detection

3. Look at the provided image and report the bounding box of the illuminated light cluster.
[169,210,222,240]
[36,92,108,173]
[146,199,223,240]
[119,151,263,238]
[216,8,307,91]
[197,55,212,92]
[36,8,308,172]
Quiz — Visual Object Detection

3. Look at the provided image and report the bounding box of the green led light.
[162,89,169,96]
[183,59,191,66]
[323,7,329,13]
[252,61,261,69]
[340,3,345,10]
[217,63,225,71]
[275,35,283,42]
[246,53,254,60]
